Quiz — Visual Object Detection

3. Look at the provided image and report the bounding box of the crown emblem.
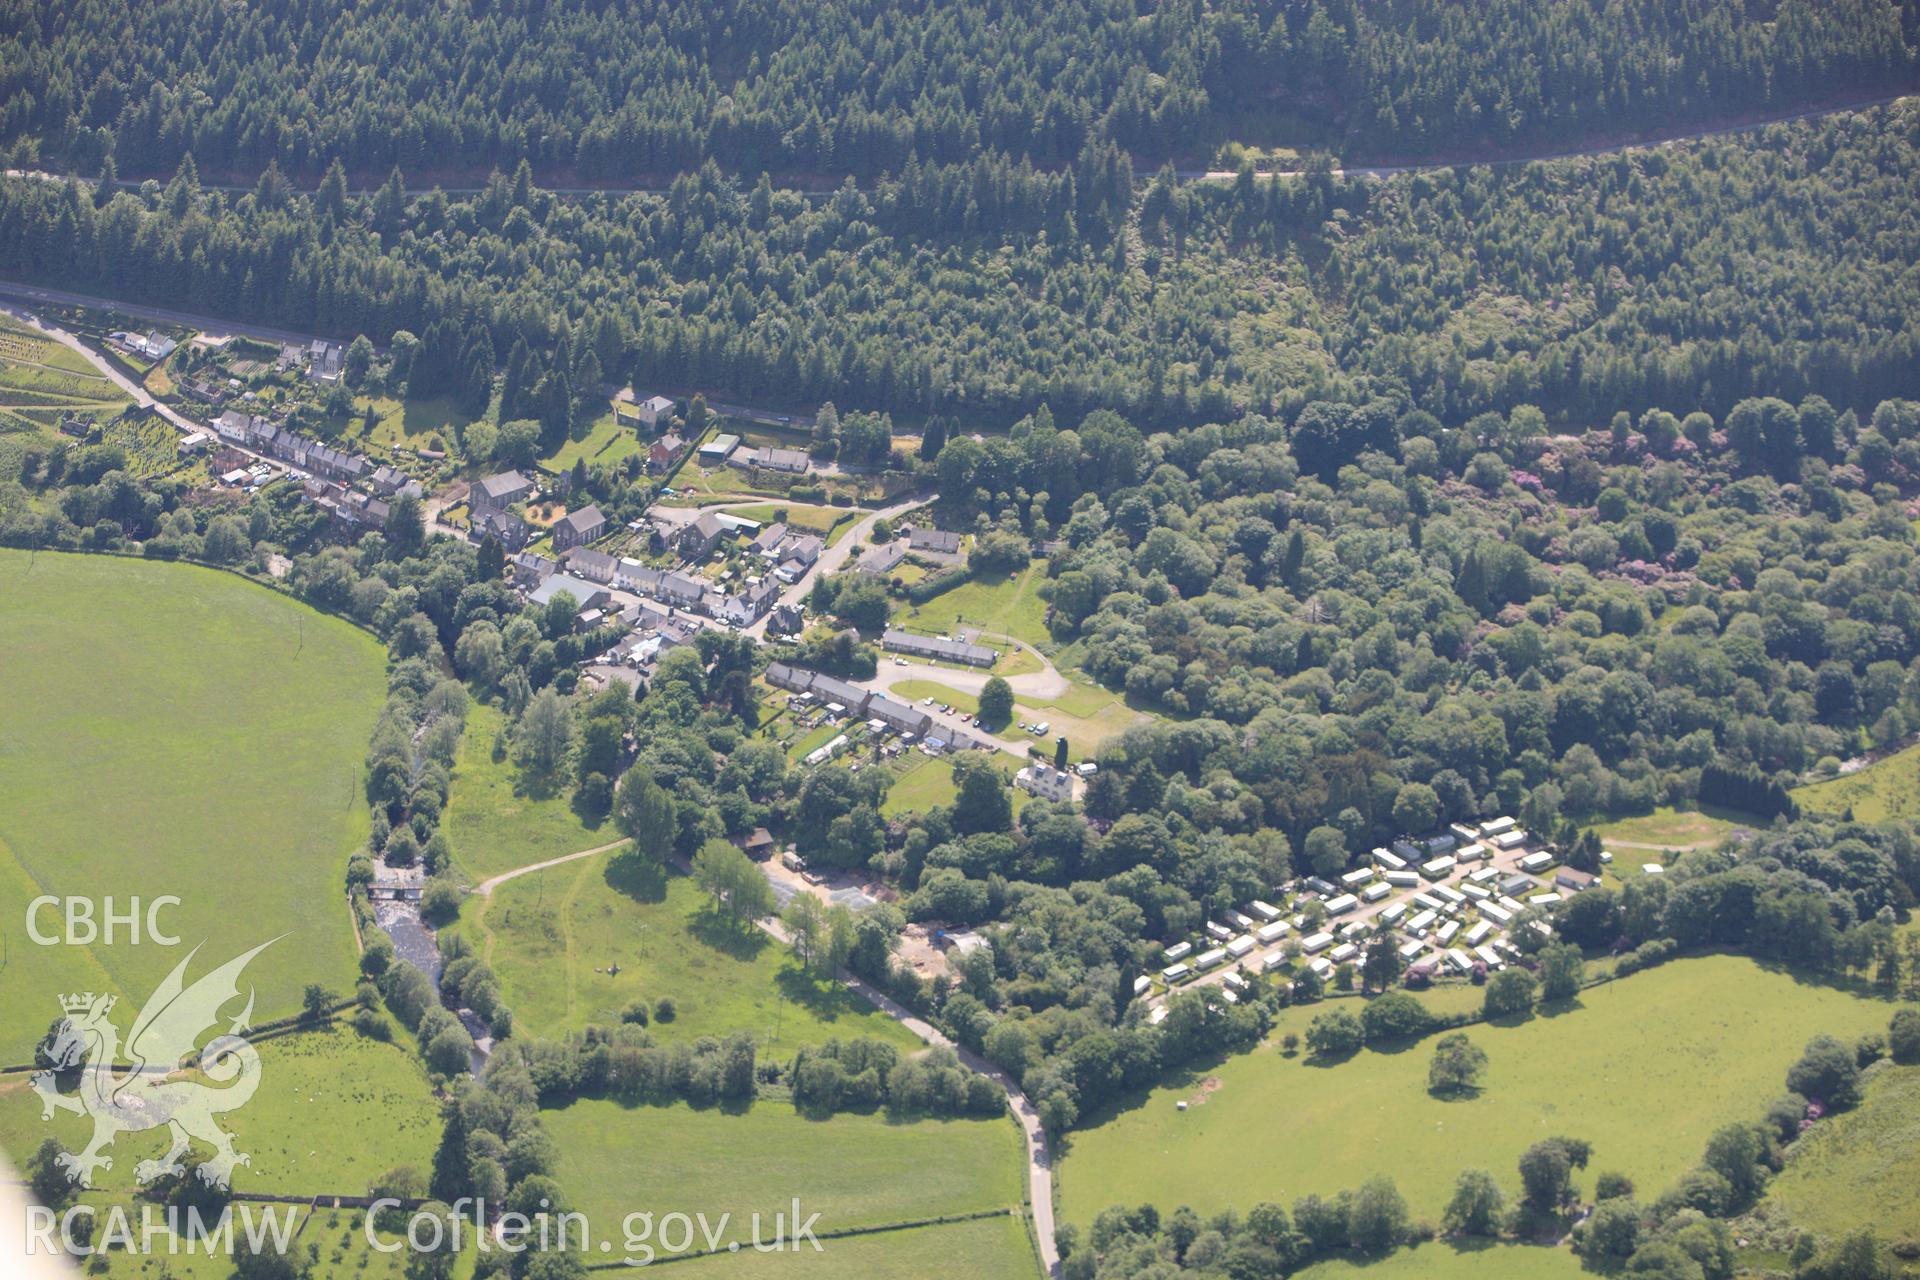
[59,992,111,1015]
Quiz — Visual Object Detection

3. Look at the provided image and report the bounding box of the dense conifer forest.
[2,0,1915,181]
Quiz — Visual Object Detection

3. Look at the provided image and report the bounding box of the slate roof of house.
[478,470,533,500]
[558,504,605,536]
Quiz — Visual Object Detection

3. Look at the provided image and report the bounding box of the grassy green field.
[545,409,646,471]
[1794,743,1920,823]
[719,502,852,537]
[442,701,612,880]
[349,392,473,456]
[546,1097,1026,1237]
[656,1214,1037,1278]
[1293,1241,1584,1279]
[0,1023,442,1196]
[894,566,1051,650]
[0,551,385,1061]
[453,854,918,1050]
[880,755,1028,820]
[1059,956,1899,1228]
[1589,805,1742,849]
[1766,1062,1920,1244]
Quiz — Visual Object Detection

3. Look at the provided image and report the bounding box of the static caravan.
[1373,848,1409,872]
[1528,892,1562,907]
[1249,900,1283,922]
[1361,881,1393,903]
[1496,896,1529,915]
[1162,962,1193,982]
[1380,902,1410,926]
[1163,941,1193,963]
[1301,931,1335,954]
[1260,948,1288,971]
[1460,882,1491,901]
[1481,816,1518,837]
[1518,850,1554,873]
[1224,909,1257,932]
[1384,870,1421,888]
[1455,842,1488,864]
[1205,921,1234,942]
[1406,908,1439,935]
[1473,944,1505,969]
[1226,935,1257,959]
[1340,868,1376,889]
[1463,921,1494,947]
[1339,920,1371,940]
[1421,856,1458,880]
[1148,1005,1170,1026]
[1448,822,1481,844]
[1433,884,1467,905]
[1221,987,1240,1004]
[1307,957,1336,982]
[1445,948,1475,974]
[1325,893,1359,916]
[1222,971,1250,993]
[1195,947,1229,971]
[1413,893,1445,911]
[1397,939,1426,962]
[1480,902,1514,925]
[1256,921,1291,945]
[1499,874,1535,897]
[1467,866,1501,886]
[1492,830,1529,851]
[1303,876,1338,896]
[1329,942,1359,964]
[1435,920,1461,945]
[1132,974,1152,995]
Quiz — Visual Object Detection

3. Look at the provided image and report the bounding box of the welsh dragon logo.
[31,939,277,1189]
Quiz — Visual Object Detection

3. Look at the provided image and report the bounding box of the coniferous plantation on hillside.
[2,0,1916,181]
[2,103,1918,427]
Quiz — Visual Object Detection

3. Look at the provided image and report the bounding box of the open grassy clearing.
[345,392,473,456]
[648,1213,1037,1278]
[0,1023,442,1197]
[1794,741,1920,823]
[880,755,1028,820]
[719,502,852,536]
[894,566,1051,651]
[0,551,384,1061]
[544,409,646,471]
[1589,805,1743,849]
[1059,956,1899,1228]
[451,854,918,1051]
[441,701,611,880]
[546,1096,1026,1237]
[1764,1061,1920,1245]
